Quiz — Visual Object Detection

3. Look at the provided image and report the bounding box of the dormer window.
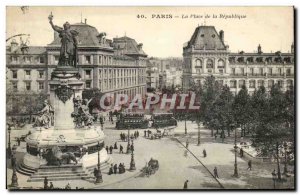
[201,34,204,37]
[212,34,215,38]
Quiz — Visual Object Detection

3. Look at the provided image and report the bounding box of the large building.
[147,57,183,89]
[6,21,147,100]
[183,25,294,94]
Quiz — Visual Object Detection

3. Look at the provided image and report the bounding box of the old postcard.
[6,6,295,190]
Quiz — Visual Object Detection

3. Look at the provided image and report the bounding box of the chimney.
[291,42,294,53]
[137,43,143,51]
[85,18,87,24]
[219,30,224,42]
[10,39,19,52]
[258,44,262,54]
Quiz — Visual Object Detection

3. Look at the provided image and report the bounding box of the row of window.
[11,70,45,79]
[96,76,146,90]
[226,79,294,89]
[10,81,44,91]
[53,55,138,66]
[194,67,293,76]
[10,56,45,64]
[229,56,293,64]
[231,67,292,76]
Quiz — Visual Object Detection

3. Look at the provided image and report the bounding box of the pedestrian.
[186,139,189,148]
[108,164,113,175]
[109,145,113,154]
[93,168,98,178]
[137,131,139,138]
[144,130,146,137]
[214,133,217,140]
[240,148,244,158]
[17,138,21,146]
[118,163,123,174]
[272,169,276,178]
[49,182,54,189]
[105,146,109,154]
[114,142,118,149]
[44,176,48,189]
[213,167,219,178]
[130,143,134,152]
[120,144,124,153]
[203,149,207,158]
[183,180,189,189]
[114,164,118,174]
[247,160,252,171]
[120,133,123,141]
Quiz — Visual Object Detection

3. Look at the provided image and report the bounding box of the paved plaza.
[7,120,294,189]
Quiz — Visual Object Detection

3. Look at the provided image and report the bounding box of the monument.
[19,13,110,181]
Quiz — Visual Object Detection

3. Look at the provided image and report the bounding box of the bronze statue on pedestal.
[48,12,78,67]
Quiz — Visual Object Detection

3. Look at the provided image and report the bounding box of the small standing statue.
[48,12,78,67]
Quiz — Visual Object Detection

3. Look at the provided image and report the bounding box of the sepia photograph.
[5,6,295,190]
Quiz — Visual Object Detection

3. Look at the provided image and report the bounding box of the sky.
[6,6,294,57]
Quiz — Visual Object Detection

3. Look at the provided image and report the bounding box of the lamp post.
[283,142,288,175]
[7,125,12,158]
[129,139,136,171]
[184,115,187,135]
[11,155,18,188]
[233,127,239,177]
[126,127,130,154]
[272,170,276,189]
[197,122,200,146]
[95,142,103,184]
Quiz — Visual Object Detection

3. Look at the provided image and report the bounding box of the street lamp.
[283,142,288,175]
[126,126,130,154]
[232,127,239,177]
[272,170,276,189]
[129,140,136,171]
[184,116,187,135]
[197,122,200,146]
[7,124,12,158]
[11,155,18,188]
[95,142,103,184]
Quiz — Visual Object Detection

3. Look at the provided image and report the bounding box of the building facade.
[183,25,294,94]
[148,57,183,89]
[6,21,147,100]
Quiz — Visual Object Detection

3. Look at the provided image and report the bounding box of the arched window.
[218,59,225,67]
[206,59,213,69]
[195,59,202,67]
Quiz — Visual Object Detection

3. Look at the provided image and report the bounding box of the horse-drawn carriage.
[141,158,159,177]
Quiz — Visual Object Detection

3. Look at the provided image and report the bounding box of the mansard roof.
[186,26,226,50]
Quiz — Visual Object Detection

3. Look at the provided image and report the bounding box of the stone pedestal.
[21,68,110,180]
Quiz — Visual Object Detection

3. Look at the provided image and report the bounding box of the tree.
[209,85,235,140]
[200,76,221,136]
[251,85,292,180]
[232,85,251,137]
